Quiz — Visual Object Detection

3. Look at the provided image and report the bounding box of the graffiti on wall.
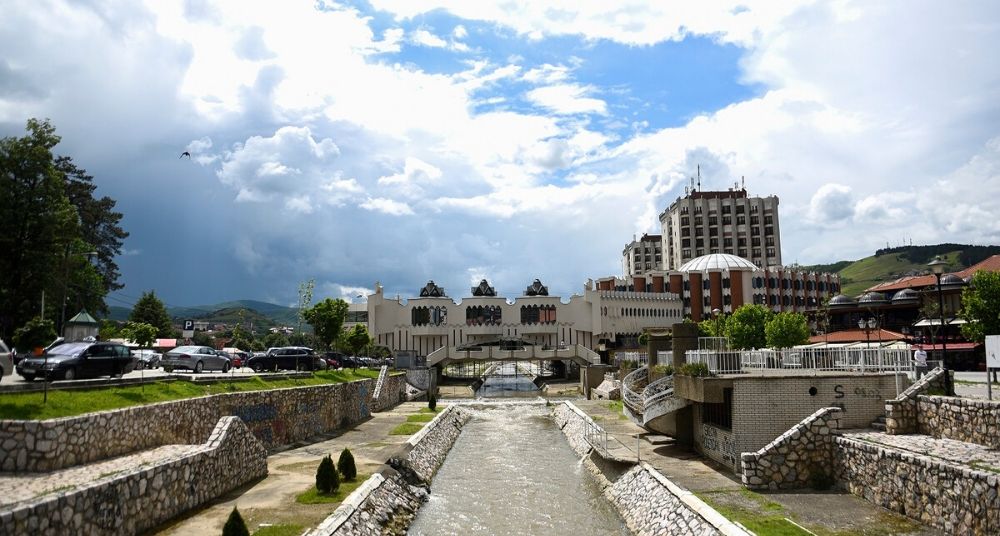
[702,424,737,467]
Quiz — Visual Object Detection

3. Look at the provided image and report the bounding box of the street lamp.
[858,317,877,347]
[927,257,952,395]
[711,307,722,339]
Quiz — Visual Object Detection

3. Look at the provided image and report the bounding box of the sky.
[2,0,999,309]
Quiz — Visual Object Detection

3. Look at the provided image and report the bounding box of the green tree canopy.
[961,270,1000,343]
[129,291,173,337]
[342,324,372,356]
[0,119,127,339]
[262,332,290,349]
[699,313,730,338]
[303,298,349,350]
[765,312,811,349]
[726,304,773,350]
[121,321,158,349]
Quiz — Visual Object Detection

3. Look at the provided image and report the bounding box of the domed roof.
[939,274,966,286]
[891,288,919,302]
[828,294,857,306]
[678,253,757,272]
[858,291,888,305]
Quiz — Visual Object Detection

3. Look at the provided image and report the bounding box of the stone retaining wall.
[0,377,405,473]
[0,416,267,536]
[371,374,407,413]
[885,367,947,435]
[741,407,842,490]
[607,463,751,536]
[916,395,1000,448]
[834,436,1000,534]
[307,405,471,536]
[553,401,597,457]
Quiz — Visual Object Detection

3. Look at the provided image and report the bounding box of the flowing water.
[475,362,541,398]
[407,404,629,535]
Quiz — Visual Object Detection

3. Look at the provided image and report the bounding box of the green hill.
[107,299,300,333]
[801,243,1000,297]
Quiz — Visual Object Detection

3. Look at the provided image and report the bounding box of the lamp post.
[927,257,952,395]
[858,317,877,347]
[711,308,722,350]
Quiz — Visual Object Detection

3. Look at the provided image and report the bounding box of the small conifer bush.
[428,394,437,411]
[338,448,357,481]
[222,506,249,536]
[316,454,339,494]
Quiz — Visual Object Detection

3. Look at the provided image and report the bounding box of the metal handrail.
[642,374,673,398]
[685,347,914,375]
[621,366,648,413]
[584,418,608,457]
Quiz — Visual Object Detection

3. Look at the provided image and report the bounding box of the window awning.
[913,317,967,327]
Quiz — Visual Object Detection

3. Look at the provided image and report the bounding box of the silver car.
[161,345,231,373]
[0,339,13,381]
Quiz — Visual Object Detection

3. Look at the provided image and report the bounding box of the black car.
[16,341,136,381]
[246,347,323,372]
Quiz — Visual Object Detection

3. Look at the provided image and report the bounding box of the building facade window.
[412,306,447,326]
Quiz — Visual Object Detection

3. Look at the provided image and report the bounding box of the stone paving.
[841,430,1000,471]
[0,444,202,510]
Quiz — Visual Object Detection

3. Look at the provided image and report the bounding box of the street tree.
[262,332,290,348]
[342,324,372,357]
[961,270,1000,343]
[129,291,174,337]
[726,304,773,350]
[303,298,349,350]
[121,321,158,349]
[765,312,811,349]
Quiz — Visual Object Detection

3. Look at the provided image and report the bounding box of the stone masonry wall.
[371,373,407,413]
[0,416,268,536]
[834,436,1000,534]
[553,401,596,457]
[916,395,1000,448]
[885,367,947,435]
[607,463,751,536]
[741,408,842,490]
[0,377,402,473]
[307,405,471,536]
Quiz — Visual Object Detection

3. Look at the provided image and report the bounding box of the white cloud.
[410,29,447,48]
[807,183,853,224]
[525,84,607,115]
[361,197,415,216]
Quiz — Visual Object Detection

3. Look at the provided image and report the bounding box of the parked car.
[131,349,161,369]
[161,345,232,373]
[15,341,136,381]
[338,355,361,368]
[246,347,323,372]
[0,339,13,381]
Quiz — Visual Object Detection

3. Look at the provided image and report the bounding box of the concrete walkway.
[572,399,941,535]
[0,444,202,511]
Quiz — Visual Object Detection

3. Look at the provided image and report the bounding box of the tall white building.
[622,233,663,277]
[659,186,781,270]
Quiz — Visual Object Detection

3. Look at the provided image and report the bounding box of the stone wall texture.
[0,416,267,536]
[308,405,471,536]
[607,463,751,536]
[741,408,842,490]
[916,395,1000,448]
[0,376,406,473]
[885,367,947,435]
[553,401,597,457]
[835,436,1000,534]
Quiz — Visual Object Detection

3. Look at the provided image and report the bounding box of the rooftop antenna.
[741,176,745,190]
[697,165,701,191]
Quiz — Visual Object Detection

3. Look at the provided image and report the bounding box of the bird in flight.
[180,151,191,159]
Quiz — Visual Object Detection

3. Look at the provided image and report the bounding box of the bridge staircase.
[621,366,690,435]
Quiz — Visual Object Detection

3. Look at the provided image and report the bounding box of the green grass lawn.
[405,413,435,423]
[0,369,379,420]
[697,489,810,536]
[389,422,425,435]
[254,523,305,536]
[295,474,370,504]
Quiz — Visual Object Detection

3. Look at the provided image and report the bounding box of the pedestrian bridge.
[427,343,601,368]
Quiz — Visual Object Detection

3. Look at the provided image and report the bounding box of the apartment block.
[622,233,663,277]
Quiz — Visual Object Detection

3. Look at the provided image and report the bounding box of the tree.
[726,304,772,350]
[222,507,249,536]
[765,312,811,349]
[192,330,215,347]
[962,270,1000,343]
[342,324,372,357]
[316,454,339,494]
[337,448,357,481]
[121,321,157,349]
[13,317,57,350]
[262,332,289,349]
[129,291,173,337]
[228,309,254,350]
[99,319,121,340]
[699,313,729,338]
[303,298,349,350]
[288,331,314,347]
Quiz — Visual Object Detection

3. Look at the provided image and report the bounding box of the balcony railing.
[685,347,914,375]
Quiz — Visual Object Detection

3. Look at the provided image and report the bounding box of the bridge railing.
[621,366,648,414]
[584,418,608,457]
[427,343,601,366]
[685,347,914,375]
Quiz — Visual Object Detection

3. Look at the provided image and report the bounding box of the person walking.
[914,346,928,380]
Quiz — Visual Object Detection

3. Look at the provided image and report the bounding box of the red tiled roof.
[913,342,981,351]
[808,328,909,344]
[865,254,1000,293]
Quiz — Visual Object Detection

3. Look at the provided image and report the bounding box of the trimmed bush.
[428,394,437,411]
[678,362,712,377]
[316,454,339,494]
[222,506,249,536]
[337,448,357,481]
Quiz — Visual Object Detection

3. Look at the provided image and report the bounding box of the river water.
[407,404,629,535]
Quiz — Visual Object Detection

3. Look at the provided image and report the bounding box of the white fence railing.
[621,366,648,413]
[615,351,648,366]
[685,347,915,375]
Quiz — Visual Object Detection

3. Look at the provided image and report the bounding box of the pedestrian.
[913,346,928,380]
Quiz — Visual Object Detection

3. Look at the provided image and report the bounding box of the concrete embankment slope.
[554,402,751,536]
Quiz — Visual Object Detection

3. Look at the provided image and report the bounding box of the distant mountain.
[107,299,300,330]
[799,243,1000,297]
